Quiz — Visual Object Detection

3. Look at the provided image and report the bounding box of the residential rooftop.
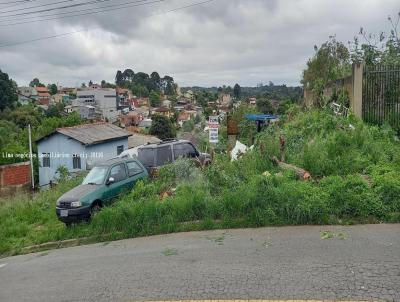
[36,123,132,146]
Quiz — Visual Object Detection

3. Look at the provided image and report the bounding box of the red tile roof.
[154,107,170,113]
[35,86,49,93]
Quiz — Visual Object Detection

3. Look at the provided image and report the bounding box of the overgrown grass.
[1,107,400,257]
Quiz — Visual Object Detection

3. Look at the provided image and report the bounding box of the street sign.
[208,116,219,143]
[209,128,219,143]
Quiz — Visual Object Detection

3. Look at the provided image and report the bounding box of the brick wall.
[0,162,31,196]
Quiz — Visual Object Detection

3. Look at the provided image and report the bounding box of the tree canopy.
[115,68,176,96]
[233,83,241,100]
[0,69,18,111]
[149,115,176,140]
[149,91,162,107]
[29,78,45,87]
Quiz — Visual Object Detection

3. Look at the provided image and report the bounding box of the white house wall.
[37,133,85,187]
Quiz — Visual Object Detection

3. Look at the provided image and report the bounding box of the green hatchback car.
[56,158,148,226]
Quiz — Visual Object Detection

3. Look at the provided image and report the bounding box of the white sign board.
[209,128,219,143]
[208,116,219,144]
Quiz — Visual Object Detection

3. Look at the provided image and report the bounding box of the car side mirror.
[106,177,115,185]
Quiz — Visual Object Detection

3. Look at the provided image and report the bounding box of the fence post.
[352,63,364,119]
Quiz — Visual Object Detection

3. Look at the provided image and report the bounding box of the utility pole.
[28,124,35,190]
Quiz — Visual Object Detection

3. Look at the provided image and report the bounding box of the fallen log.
[271,156,311,181]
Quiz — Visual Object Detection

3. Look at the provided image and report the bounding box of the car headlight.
[70,201,82,208]
[56,199,61,207]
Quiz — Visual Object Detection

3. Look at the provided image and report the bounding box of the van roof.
[139,139,191,149]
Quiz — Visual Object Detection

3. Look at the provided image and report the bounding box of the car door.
[125,160,146,189]
[103,163,128,204]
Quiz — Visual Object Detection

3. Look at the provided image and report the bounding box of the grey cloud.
[0,0,399,87]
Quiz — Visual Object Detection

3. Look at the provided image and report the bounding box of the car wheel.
[90,202,102,219]
[65,222,72,228]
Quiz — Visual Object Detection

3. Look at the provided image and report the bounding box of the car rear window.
[173,143,197,159]
[138,148,156,167]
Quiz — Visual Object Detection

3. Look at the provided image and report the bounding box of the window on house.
[117,145,124,155]
[42,153,50,167]
[73,154,81,169]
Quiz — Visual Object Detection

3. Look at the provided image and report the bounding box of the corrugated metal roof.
[37,123,131,145]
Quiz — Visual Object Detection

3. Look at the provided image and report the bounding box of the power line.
[0,0,159,25]
[0,0,215,48]
[0,0,35,5]
[0,0,114,17]
[0,0,38,10]
[0,0,151,22]
[0,0,76,13]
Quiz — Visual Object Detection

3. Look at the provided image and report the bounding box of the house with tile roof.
[36,123,131,187]
[35,86,51,106]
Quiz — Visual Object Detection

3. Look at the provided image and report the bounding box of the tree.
[162,75,175,95]
[349,11,400,66]
[149,115,176,140]
[233,83,241,99]
[100,80,116,89]
[256,98,274,114]
[149,91,161,107]
[123,69,135,82]
[48,83,58,95]
[302,36,351,106]
[130,84,149,97]
[182,119,195,132]
[150,71,161,90]
[88,80,93,87]
[29,78,44,87]
[0,69,18,110]
[115,70,124,86]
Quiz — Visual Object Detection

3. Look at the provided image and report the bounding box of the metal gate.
[363,64,400,128]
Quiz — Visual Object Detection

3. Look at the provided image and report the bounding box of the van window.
[156,146,173,166]
[138,148,156,167]
[173,143,197,159]
[109,164,127,183]
[127,161,143,176]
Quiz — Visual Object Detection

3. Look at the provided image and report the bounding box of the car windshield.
[82,166,108,185]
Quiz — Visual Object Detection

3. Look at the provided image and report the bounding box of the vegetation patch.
[1,108,399,257]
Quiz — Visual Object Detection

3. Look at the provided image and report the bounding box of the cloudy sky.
[0,0,398,88]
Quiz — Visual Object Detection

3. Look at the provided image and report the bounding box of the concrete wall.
[86,138,128,167]
[37,133,85,187]
[304,63,363,119]
[0,162,31,197]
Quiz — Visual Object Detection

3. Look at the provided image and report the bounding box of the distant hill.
[181,84,303,102]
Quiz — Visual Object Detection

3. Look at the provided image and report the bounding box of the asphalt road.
[0,224,399,302]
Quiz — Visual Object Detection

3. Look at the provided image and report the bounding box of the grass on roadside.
[1,107,400,257]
